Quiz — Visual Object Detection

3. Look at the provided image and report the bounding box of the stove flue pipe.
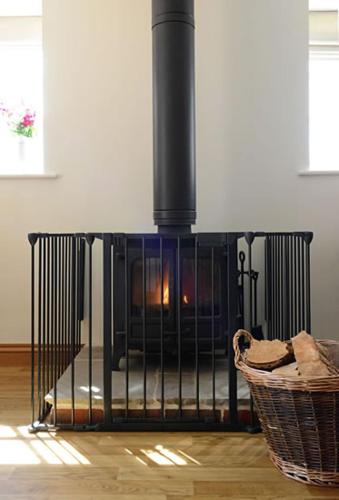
[152,0,196,233]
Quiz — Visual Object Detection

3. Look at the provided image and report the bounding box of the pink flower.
[22,113,35,127]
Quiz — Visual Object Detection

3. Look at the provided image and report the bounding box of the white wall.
[0,0,337,343]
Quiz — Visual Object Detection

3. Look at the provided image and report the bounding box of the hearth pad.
[45,346,250,424]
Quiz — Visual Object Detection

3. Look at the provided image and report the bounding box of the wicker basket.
[233,329,339,487]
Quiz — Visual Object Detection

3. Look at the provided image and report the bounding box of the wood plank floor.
[0,366,338,499]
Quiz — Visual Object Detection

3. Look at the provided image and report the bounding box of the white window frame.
[302,1,339,175]
[0,1,57,179]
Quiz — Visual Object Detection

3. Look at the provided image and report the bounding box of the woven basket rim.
[233,332,339,391]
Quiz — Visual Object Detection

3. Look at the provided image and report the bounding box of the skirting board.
[0,344,82,366]
[0,344,35,366]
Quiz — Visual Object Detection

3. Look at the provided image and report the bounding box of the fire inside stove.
[151,259,170,307]
[131,254,221,318]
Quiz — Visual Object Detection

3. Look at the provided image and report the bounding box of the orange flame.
[150,265,169,306]
[183,294,189,305]
[163,283,169,305]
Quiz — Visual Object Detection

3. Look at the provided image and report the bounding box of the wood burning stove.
[109,0,233,370]
[112,234,232,370]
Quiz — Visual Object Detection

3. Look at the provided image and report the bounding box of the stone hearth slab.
[46,346,250,411]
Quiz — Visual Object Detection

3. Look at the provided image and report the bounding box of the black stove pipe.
[152,0,196,233]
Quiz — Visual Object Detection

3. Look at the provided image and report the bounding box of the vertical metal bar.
[80,239,83,351]
[51,237,55,423]
[103,234,113,425]
[194,235,199,419]
[297,237,302,332]
[37,238,42,419]
[62,237,66,373]
[81,239,86,319]
[50,237,54,424]
[64,238,68,369]
[278,235,282,340]
[62,237,66,375]
[77,238,85,353]
[283,235,286,338]
[245,234,256,428]
[271,235,275,339]
[301,239,306,330]
[42,237,46,414]
[289,235,293,339]
[67,237,71,368]
[277,235,282,340]
[88,236,94,425]
[47,237,51,396]
[280,234,286,340]
[76,239,80,355]
[30,235,36,426]
[124,237,129,419]
[76,238,80,355]
[293,235,297,337]
[46,242,50,414]
[142,238,147,417]
[248,240,253,333]
[290,236,293,337]
[267,236,273,340]
[270,235,275,340]
[211,246,216,418]
[277,235,280,340]
[71,236,76,426]
[284,236,290,340]
[227,234,239,427]
[305,239,311,333]
[75,238,78,358]
[60,237,63,374]
[57,237,61,378]
[290,235,293,337]
[239,253,245,329]
[53,237,58,426]
[265,237,270,338]
[177,236,182,418]
[275,236,279,339]
[273,236,278,339]
[294,236,298,333]
[160,236,165,420]
[253,273,258,327]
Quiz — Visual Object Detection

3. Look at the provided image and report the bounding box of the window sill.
[299,169,339,176]
[0,172,58,179]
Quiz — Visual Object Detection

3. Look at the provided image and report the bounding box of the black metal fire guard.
[28,231,313,432]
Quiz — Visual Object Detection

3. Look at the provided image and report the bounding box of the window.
[0,1,43,175]
[309,0,339,171]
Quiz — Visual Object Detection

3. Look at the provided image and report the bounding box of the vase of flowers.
[11,109,36,138]
[0,103,37,168]
[10,109,36,162]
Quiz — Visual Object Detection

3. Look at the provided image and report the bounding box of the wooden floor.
[0,367,338,499]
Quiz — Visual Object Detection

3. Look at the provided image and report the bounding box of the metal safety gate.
[29,231,313,431]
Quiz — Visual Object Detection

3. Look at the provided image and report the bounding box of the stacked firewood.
[244,330,339,377]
